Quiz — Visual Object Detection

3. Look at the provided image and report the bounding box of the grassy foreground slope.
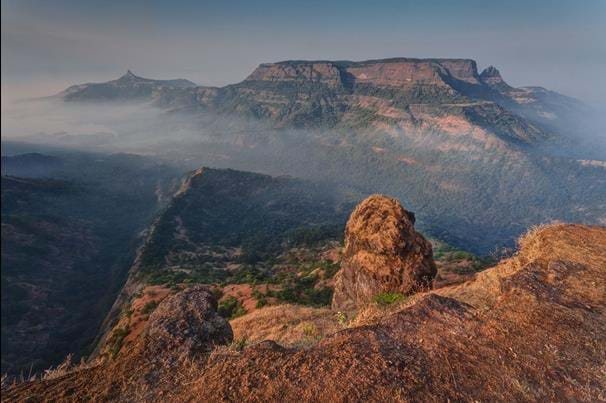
[5,224,604,401]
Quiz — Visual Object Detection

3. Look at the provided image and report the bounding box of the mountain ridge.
[58,70,197,102]
[41,57,606,255]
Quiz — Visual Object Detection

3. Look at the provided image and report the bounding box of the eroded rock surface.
[143,285,233,363]
[332,195,436,310]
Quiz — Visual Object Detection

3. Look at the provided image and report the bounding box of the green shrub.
[452,251,474,260]
[231,337,247,351]
[218,296,247,320]
[108,327,130,358]
[301,322,319,338]
[141,301,158,315]
[335,311,348,328]
[372,292,407,307]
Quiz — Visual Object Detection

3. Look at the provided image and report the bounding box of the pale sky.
[2,0,605,105]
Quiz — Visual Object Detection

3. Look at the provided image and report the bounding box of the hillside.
[91,167,359,357]
[90,169,488,360]
[4,221,604,401]
[0,152,180,376]
[51,58,606,254]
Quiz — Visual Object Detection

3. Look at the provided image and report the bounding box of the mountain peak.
[480,65,501,79]
[118,70,143,81]
[480,65,511,90]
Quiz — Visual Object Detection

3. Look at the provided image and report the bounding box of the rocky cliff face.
[332,195,436,310]
[245,58,481,88]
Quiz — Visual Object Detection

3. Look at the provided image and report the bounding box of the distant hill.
[58,70,197,102]
[1,153,63,176]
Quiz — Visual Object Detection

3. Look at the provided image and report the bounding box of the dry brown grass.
[230,304,341,347]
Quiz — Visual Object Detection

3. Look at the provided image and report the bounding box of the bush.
[218,296,247,320]
[335,311,348,328]
[108,327,130,358]
[231,337,247,351]
[372,292,407,307]
[141,301,158,315]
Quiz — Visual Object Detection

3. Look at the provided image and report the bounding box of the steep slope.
[0,152,180,376]
[91,167,360,357]
[5,223,604,401]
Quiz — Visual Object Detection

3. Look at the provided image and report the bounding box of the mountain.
[50,58,605,254]
[58,70,197,102]
[92,167,359,357]
[58,58,587,144]
[0,153,63,176]
[5,211,605,400]
[0,151,180,376]
[88,167,488,361]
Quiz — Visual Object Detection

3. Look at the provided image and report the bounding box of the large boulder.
[143,285,233,363]
[332,195,436,310]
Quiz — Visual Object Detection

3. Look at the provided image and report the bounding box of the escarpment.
[332,195,436,310]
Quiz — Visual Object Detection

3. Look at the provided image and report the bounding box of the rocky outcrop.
[143,285,233,363]
[245,58,481,88]
[245,62,344,87]
[332,195,436,310]
[480,65,513,91]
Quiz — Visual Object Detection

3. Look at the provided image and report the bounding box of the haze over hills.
[59,58,590,146]
[36,57,605,253]
[58,70,197,102]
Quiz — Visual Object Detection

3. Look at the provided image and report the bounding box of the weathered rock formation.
[479,65,513,92]
[332,195,436,310]
[143,285,233,363]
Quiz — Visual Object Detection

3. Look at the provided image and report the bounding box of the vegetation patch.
[141,301,159,315]
[218,296,247,320]
[107,327,130,358]
[372,292,407,307]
